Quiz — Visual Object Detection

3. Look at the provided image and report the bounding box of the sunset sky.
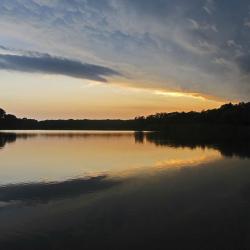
[0,0,250,119]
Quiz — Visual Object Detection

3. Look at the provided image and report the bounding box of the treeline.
[134,102,250,130]
[1,102,250,130]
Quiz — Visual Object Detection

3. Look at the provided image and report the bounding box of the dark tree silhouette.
[0,108,6,119]
[1,102,250,130]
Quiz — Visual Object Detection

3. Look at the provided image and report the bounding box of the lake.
[1,130,250,249]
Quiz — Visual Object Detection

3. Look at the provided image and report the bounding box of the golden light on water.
[154,151,221,169]
[0,132,222,185]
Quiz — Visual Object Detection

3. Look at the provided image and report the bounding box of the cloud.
[0,49,121,82]
[227,40,242,49]
[244,20,250,28]
[203,0,215,15]
[188,18,218,32]
[237,54,250,74]
[0,0,250,100]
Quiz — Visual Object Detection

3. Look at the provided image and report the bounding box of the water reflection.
[0,131,222,186]
[1,157,250,249]
[145,132,250,159]
[0,133,16,149]
[1,131,250,249]
[1,130,250,158]
[0,176,119,204]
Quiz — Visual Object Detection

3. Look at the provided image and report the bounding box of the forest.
[1,102,250,131]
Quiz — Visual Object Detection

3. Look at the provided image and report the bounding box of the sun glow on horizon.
[0,71,226,120]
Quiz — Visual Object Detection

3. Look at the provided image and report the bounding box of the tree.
[0,108,6,119]
[4,114,17,120]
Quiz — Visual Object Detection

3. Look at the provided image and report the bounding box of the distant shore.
[1,102,250,131]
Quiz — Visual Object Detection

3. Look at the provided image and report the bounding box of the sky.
[0,0,250,119]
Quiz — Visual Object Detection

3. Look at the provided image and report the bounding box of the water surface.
[0,131,250,250]
[0,130,221,185]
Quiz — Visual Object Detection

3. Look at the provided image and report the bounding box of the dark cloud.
[0,52,121,82]
[0,175,120,203]
[237,54,250,74]
[1,0,250,99]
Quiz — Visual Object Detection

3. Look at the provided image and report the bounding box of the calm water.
[1,131,250,249]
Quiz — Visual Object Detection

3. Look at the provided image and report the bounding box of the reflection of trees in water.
[0,132,133,150]
[145,128,250,159]
[1,128,250,158]
[134,131,144,144]
[0,133,17,149]
[0,133,38,149]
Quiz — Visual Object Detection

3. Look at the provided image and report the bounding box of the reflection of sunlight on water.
[154,150,221,169]
[0,131,222,185]
[108,149,221,178]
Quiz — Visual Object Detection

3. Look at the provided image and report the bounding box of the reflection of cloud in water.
[0,176,120,204]
[1,157,250,249]
[0,130,248,186]
[113,149,221,178]
[0,131,222,185]
[154,152,220,169]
